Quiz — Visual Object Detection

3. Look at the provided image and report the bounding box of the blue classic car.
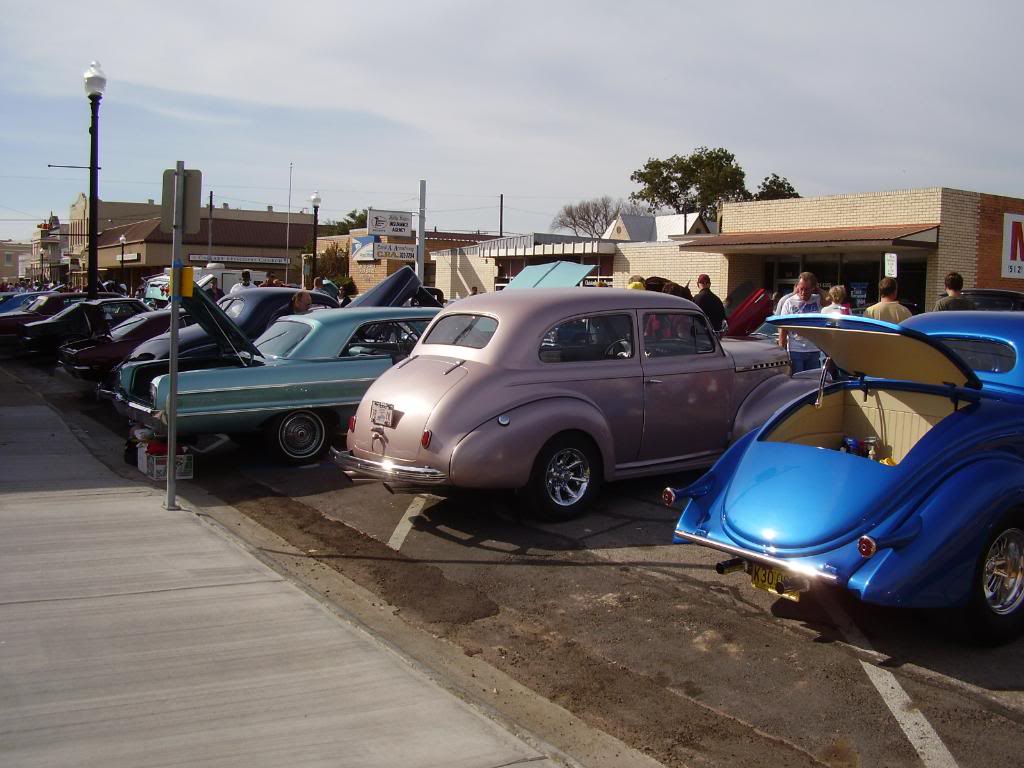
[665,312,1024,640]
[120,276,439,464]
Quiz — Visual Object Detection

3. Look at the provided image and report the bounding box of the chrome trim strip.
[172,400,360,418]
[734,360,789,373]
[330,448,448,485]
[176,377,378,396]
[674,529,838,582]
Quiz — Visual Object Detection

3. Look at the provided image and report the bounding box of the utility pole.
[285,162,293,284]
[499,193,504,237]
[415,179,426,280]
[207,191,213,260]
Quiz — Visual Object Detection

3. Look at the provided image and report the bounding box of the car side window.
[102,302,141,324]
[539,313,634,363]
[642,313,717,358]
[342,320,424,357]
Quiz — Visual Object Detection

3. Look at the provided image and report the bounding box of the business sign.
[883,252,898,278]
[352,236,378,262]
[1002,213,1024,278]
[367,209,413,237]
[375,243,417,261]
[119,252,141,263]
[188,254,289,265]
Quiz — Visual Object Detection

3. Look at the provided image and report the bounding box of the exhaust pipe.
[776,575,810,595]
[715,557,747,575]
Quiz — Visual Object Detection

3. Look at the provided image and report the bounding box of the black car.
[21,298,150,355]
[960,288,1024,311]
[124,287,339,362]
[123,267,442,362]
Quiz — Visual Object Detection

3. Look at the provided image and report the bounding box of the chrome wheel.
[277,410,326,461]
[544,447,590,507]
[982,528,1024,615]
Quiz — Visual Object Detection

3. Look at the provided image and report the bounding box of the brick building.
[432,187,1024,312]
[317,229,501,299]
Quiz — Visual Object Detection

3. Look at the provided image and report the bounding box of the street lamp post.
[119,233,126,288]
[84,62,106,300]
[310,191,321,287]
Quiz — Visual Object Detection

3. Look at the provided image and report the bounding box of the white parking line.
[387,496,427,551]
[820,594,959,768]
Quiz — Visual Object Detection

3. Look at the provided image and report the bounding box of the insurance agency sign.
[1003,213,1024,278]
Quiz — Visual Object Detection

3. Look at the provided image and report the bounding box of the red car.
[58,309,193,381]
[0,292,118,349]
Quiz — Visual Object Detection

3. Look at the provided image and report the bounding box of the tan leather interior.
[765,389,963,463]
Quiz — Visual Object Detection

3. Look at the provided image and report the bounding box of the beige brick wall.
[432,248,497,299]
[612,243,723,290]
[933,189,981,299]
[722,188,943,233]
[612,242,759,296]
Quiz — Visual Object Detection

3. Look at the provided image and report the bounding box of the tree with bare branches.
[551,197,650,238]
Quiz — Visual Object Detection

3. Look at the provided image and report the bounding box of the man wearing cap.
[693,274,726,332]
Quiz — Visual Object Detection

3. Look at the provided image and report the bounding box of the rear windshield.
[966,295,1022,311]
[255,320,311,357]
[422,314,498,349]
[938,337,1017,374]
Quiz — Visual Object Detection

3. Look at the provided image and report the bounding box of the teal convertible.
[120,283,438,464]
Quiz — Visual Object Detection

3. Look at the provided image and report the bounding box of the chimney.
[147,198,155,205]
[267,206,273,212]
[222,203,229,209]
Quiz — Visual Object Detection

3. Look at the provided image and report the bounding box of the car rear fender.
[448,397,612,490]
[731,374,818,441]
[849,457,1024,608]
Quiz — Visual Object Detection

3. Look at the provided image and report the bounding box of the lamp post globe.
[84,61,106,299]
[310,191,321,287]
[119,233,127,288]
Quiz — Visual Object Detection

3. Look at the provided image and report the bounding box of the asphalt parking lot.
[8,354,1024,768]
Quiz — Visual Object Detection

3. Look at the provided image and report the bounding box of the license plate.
[749,563,800,602]
[370,400,395,428]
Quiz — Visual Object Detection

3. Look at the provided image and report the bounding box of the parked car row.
[7,270,1022,640]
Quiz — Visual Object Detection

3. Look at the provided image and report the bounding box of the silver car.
[334,288,813,518]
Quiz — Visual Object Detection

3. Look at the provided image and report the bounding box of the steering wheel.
[603,339,631,359]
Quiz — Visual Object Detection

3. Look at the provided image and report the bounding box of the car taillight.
[857,535,877,558]
[421,430,432,448]
[348,416,356,433]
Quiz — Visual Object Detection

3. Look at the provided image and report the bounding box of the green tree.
[318,241,349,281]
[337,208,368,234]
[630,146,749,219]
[754,173,800,201]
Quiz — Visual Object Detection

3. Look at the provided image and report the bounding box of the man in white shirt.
[776,272,823,373]
[229,270,252,294]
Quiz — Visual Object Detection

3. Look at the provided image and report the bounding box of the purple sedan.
[335,288,814,519]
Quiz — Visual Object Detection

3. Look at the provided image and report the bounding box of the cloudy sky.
[0,1,1020,242]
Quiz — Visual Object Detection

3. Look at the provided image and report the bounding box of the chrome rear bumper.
[674,529,838,582]
[330,447,448,486]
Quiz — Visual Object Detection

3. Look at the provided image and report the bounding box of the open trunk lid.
[351,356,468,462]
[768,314,981,389]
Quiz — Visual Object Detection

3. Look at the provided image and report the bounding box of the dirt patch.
[201,474,498,627]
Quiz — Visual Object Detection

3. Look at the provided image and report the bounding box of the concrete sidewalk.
[0,369,557,768]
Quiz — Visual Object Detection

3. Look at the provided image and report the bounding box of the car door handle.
[646,378,663,385]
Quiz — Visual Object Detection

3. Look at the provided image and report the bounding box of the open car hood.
[181,282,261,358]
[768,314,981,389]
[725,287,772,337]
[504,261,596,289]
[347,266,443,308]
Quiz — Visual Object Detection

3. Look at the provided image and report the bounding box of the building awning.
[672,223,939,253]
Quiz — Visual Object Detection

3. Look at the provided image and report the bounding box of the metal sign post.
[415,180,426,279]
[161,161,202,511]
